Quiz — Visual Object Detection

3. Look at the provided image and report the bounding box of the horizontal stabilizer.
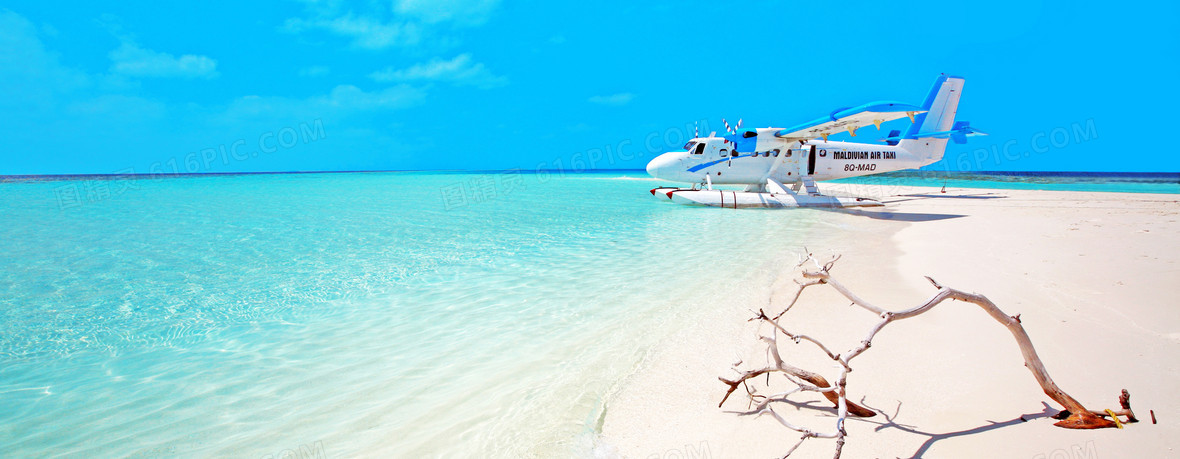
[881,121,986,144]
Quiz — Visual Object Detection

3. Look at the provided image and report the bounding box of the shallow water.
[0,171,828,457]
[5,169,1171,458]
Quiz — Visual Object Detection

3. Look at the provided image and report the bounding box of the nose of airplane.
[645,153,680,179]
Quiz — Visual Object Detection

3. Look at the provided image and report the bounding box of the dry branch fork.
[719,254,1140,458]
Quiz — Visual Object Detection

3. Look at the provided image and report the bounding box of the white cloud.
[95,13,217,79]
[283,0,500,50]
[109,40,218,79]
[588,93,634,106]
[0,10,90,112]
[222,84,427,122]
[0,8,441,174]
[368,54,506,89]
[283,14,421,50]
[323,84,426,110]
[66,94,166,118]
[394,0,501,26]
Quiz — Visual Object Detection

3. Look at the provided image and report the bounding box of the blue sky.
[1,0,1177,175]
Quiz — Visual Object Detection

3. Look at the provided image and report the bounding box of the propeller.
[722,117,744,135]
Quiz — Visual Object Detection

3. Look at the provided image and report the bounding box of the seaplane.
[645,74,985,208]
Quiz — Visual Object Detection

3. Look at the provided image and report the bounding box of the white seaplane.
[645,74,984,208]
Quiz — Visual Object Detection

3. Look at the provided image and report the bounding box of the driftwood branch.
[720,254,1140,458]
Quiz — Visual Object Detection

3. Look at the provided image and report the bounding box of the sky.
[1,0,1178,175]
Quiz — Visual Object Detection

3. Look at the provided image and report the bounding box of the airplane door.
[807,145,817,176]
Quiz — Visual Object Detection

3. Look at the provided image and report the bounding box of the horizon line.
[1,169,1178,181]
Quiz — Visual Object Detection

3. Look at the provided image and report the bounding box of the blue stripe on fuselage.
[686,153,758,172]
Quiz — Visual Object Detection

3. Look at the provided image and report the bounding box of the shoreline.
[599,185,1179,458]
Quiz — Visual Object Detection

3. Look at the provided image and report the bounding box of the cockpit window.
[683,141,696,151]
[693,143,705,155]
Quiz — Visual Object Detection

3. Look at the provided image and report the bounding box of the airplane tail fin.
[898,75,965,164]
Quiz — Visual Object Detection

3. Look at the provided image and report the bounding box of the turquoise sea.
[0,171,836,458]
[1,170,1176,458]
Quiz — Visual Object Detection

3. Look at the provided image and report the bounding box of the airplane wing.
[775,101,926,141]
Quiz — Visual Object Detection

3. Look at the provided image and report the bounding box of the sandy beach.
[600,185,1180,458]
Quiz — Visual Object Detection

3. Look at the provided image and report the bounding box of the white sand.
[599,185,1180,458]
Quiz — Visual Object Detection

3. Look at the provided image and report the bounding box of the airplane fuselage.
[645,127,936,186]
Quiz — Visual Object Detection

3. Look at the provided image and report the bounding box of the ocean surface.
[0,171,835,458]
[1,170,1176,458]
